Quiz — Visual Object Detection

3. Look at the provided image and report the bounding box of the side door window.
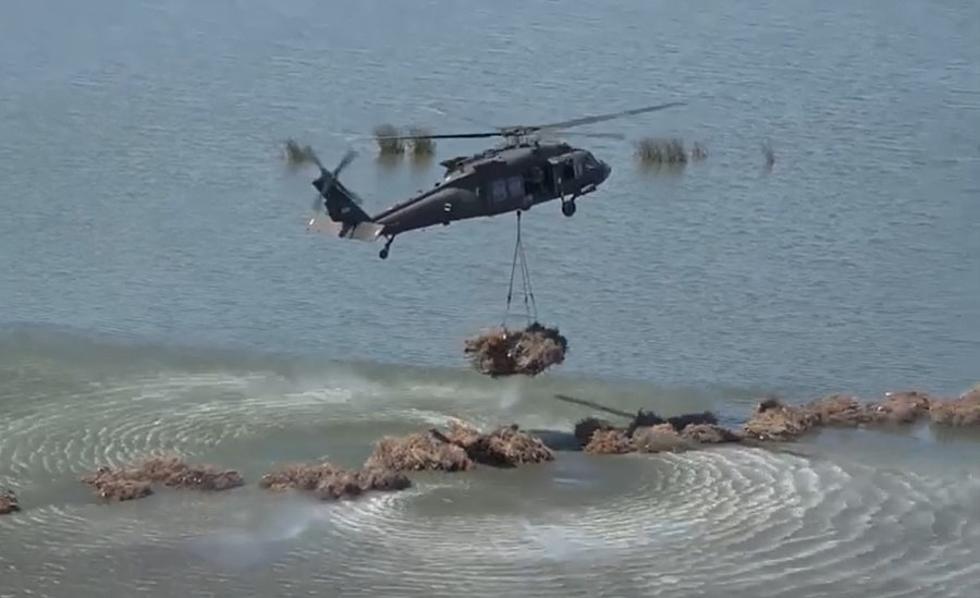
[506,175,524,199]
[524,166,546,196]
[491,179,508,204]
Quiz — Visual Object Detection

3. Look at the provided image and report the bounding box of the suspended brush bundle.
[463,212,568,377]
[464,323,568,377]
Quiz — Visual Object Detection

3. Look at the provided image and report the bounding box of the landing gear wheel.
[561,200,576,217]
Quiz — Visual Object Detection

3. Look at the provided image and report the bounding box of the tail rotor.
[283,138,360,211]
[308,147,359,215]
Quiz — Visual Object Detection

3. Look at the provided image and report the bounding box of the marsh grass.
[762,139,775,169]
[373,123,404,156]
[635,137,689,165]
[407,126,436,158]
[690,141,708,161]
[282,138,319,168]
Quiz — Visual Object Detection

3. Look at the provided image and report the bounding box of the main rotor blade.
[534,101,686,132]
[365,101,683,143]
[553,131,627,140]
[375,131,502,141]
[380,129,628,141]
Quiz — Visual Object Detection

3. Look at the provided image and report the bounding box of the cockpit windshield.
[583,153,601,170]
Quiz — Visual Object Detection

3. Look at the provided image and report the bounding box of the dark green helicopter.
[303,101,684,259]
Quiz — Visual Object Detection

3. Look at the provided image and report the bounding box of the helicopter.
[302,101,685,259]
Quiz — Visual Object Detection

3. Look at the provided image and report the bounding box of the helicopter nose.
[600,160,611,183]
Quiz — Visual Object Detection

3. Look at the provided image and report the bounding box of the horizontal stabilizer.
[307,216,385,242]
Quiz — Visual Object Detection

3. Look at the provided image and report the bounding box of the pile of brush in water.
[741,388,980,441]
[366,420,555,471]
[66,422,555,509]
[0,489,19,515]
[575,409,743,455]
[81,454,245,502]
[259,462,411,501]
[463,322,568,377]
[256,421,553,500]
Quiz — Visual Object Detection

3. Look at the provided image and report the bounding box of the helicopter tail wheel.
[561,199,576,217]
[379,236,394,259]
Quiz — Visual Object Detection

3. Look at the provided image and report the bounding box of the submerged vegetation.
[635,137,688,164]
[282,138,319,168]
[373,123,404,156]
[372,124,437,165]
[634,137,708,170]
[762,139,775,169]
[407,126,436,158]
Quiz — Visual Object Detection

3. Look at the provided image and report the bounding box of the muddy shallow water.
[2,332,979,597]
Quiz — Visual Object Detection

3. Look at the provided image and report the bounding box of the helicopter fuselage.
[314,141,611,249]
[383,142,609,234]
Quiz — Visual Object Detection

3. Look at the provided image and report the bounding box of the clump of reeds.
[283,138,319,168]
[373,124,405,156]
[407,126,436,158]
[634,137,688,165]
[762,139,775,169]
[690,141,708,161]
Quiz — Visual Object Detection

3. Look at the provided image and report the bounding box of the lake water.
[1,1,979,596]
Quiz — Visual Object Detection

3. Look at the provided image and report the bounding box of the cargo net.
[464,212,568,377]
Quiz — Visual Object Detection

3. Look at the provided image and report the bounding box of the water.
[1,0,978,596]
